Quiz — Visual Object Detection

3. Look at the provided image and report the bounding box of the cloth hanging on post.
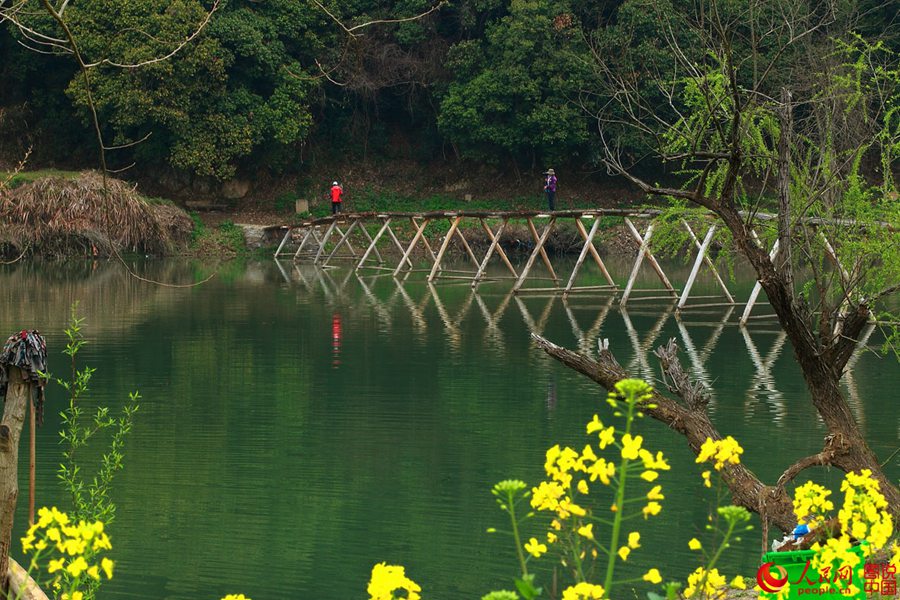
[0,330,48,425]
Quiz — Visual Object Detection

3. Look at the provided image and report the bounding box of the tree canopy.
[0,0,897,181]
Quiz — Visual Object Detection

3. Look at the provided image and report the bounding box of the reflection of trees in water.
[0,260,202,333]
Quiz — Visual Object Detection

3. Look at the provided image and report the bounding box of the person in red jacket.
[330,181,343,215]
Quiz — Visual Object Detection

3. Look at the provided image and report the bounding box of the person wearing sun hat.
[543,168,557,211]
[330,180,343,215]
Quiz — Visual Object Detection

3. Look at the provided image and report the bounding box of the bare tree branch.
[311,0,445,38]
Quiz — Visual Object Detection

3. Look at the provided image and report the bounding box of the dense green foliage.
[0,0,896,180]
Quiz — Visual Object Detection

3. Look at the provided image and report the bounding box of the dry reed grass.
[0,172,192,257]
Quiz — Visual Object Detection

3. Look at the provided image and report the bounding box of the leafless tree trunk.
[0,367,30,592]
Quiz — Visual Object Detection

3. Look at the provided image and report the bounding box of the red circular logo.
[757,562,789,593]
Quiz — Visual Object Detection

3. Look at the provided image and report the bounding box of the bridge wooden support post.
[313,220,339,264]
[677,224,717,310]
[358,221,385,265]
[740,233,780,326]
[473,218,517,287]
[332,224,358,257]
[453,223,481,270]
[513,217,556,293]
[293,227,319,260]
[322,219,360,266]
[680,220,734,307]
[356,218,392,271]
[274,228,292,257]
[393,218,431,277]
[429,216,461,282]
[527,217,559,285]
[576,216,616,287]
[386,221,414,269]
[621,219,677,305]
[565,217,614,297]
[412,217,441,268]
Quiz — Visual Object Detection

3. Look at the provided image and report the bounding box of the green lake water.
[1,258,897,600]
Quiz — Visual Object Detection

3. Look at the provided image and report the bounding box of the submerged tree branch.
[530,333,796,531]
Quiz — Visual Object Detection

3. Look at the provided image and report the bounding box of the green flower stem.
[699,519,738,595]
[506,490,529,578]
[603,401,636,596]
[704,520,736,573]
[571,538,586,582]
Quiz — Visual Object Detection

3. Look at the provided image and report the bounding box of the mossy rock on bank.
[0,172,193,258]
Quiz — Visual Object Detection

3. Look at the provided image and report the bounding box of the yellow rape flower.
[640,470,658,482]
[617,546,631,561]
[701,471,711,488]
[531,481,566,512]
[66,556,88,578]
[547,531,558,544]
[597,426,615,449]
[684,566,727,599]
[62,537,86,556]
[48,558,65,573]
[221,595,251,600]
[367,563,421,600]
[586,415,604,434]
[695,436,743,470]
[731,575,746,589]
[836,470,892,553]
[792,481,833,527]
[101,557,115,579]
[36,507,54,528]
[93,533,112,551]
[621,434,643,460]
[642,502,662,518]
[525,537,548,558]
[639,449,671,471]
[643,568,662,584]
[557,498,586,519]
[628,531,641,549]
[587,458,615,485]
[562,582,605,600]
[577,480,589,495]
[688,538,702,551]
[647,485,664,501]
[578,524,594,540]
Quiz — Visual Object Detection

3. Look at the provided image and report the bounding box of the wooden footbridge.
[270,208,845,325]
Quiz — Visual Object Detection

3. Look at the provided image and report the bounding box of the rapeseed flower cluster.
[20,506,114,596]
[778,469,896,596]
[694,436,743,471]
[837,469,893,553]
[792,481,834,528]
[221,595,251,600]
[367,562,422,600]
[561,581,605,599]
[684,566,727,599]
[525,380,670,598]
[530,384,670,522]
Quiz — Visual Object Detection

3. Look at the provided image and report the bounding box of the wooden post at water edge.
[0,367,30,591]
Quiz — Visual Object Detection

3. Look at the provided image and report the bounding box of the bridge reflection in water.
[273,259,876,430]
